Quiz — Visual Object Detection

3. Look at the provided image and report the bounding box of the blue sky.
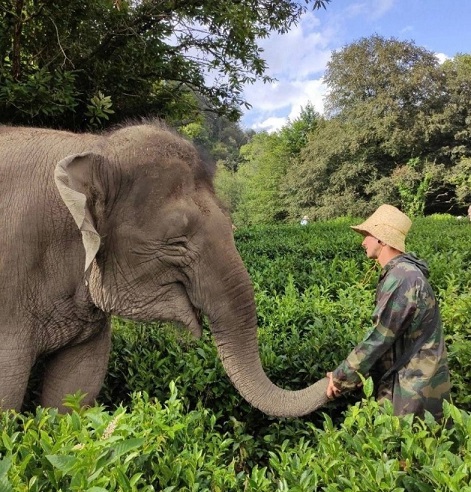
[240,0,471,132]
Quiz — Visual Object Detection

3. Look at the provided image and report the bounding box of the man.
[326,204,450,419]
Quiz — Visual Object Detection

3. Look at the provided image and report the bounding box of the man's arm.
[328,275,417,395]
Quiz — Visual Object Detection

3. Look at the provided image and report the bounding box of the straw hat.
[351,204,412,253]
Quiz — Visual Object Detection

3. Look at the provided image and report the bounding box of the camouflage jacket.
[332,253,450,419]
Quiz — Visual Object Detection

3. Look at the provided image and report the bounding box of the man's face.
[361,234,383,259]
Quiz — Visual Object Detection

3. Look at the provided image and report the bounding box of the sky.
[240,0,471,133]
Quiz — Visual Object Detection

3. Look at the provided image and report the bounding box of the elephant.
[0,121,329,416]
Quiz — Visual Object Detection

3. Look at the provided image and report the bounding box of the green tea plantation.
[1,215,470,491]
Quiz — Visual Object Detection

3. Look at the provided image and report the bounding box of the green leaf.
[363,376,374,398]
[46,454,77,474]
[0,457,11,477]
[1,433,12,451]
[0,476,13,492]
[109,438,145,461]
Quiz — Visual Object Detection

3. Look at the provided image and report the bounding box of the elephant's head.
[54,122,329,417]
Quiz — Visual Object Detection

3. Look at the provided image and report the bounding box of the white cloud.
[343,0,395,21]
[369,0,396,20]
[247,78,327,133]
[435,52,450,64]
[258,11,333,79]
[252,116,288,132]
[241,11,333,132]
[241,0,463,134]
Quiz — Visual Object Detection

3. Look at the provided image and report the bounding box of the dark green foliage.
[2,393,471,490]
[100,320,248,419]
[281,38,471,219]
[227,104,322,225]
[0,0,328,130]
[0,390,256,491]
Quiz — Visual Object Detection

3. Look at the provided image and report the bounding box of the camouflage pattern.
[332,253,450,419]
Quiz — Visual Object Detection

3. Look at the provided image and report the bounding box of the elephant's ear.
[54,152,102,274]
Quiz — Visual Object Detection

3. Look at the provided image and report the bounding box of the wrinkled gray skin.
[0,122,329,416]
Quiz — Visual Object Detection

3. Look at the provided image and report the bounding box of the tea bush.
[2,216,470,490]
[2,391,471,491]
[0,389,252,491]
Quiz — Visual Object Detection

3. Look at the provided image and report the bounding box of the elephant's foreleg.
[0,338,35,411]
[40,323,112,412]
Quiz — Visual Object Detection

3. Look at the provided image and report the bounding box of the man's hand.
[326,372,341,399]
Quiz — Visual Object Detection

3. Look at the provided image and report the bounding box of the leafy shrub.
[268,396,471,492]
[101,320,245,420]
[2,216,470,490]
[2,390,471,491]
[0,389,251,491]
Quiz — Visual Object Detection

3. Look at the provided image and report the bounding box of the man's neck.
[377,246,402,268]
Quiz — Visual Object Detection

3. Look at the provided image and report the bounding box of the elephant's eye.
[166,236,188,247]
[163,236,189,258]
[161,236,195,266]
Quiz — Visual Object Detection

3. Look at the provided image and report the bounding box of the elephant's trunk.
[213,329,330,417]
[206,262,330,418]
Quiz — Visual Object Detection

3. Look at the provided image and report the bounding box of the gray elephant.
[0,121,328,416]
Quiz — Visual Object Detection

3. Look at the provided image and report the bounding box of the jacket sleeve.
[332,275,417,392]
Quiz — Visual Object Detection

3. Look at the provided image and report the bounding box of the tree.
[0,0,331,130]
[282,117,378,220]
[285,36,471,218]
[279,102,320,156]
[231,104,321,224]
[433,54,471,164]
[324,35,449,163]
[233,131,290,225]
[325,35,444,114]
[446,158,471,209]
[213,164,243,216]
[203,112,251,171]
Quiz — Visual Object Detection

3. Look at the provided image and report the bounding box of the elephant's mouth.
[179,305,204,338]
[172,281,203,338]
[184,305,203,338]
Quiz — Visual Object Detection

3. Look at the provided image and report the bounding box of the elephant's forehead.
[110,126,196,163]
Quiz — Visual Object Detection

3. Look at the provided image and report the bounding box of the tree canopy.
[218,39,470,222]
[282,37,471,219]
[0,0,330,130]
[215,103,321,225]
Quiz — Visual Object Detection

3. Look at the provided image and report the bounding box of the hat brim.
[350,225,370,237]
[350,225,406,252]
